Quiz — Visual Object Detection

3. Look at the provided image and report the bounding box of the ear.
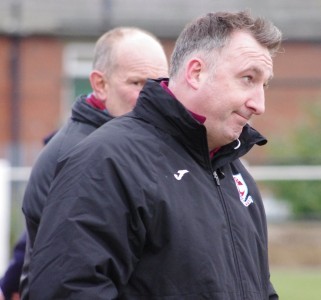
[89,70,108,100]
[185,58,204,90]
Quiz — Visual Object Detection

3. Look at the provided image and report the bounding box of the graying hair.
[169,11,282,78]
[92,27,162,75]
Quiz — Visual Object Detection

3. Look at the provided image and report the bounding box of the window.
[63,42,94,119]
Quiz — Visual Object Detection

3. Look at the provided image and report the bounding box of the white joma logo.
[174,170,189,180]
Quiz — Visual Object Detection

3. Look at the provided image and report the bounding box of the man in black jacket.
[17,27,168,300]
[27,11,282,299]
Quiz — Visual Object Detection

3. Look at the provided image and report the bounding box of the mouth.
[235,112,250,125]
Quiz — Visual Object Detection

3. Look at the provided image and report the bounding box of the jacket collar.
[133,79,267,169]
[71,95,113,128]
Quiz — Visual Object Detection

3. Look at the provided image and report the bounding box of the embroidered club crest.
[233,173,253,207]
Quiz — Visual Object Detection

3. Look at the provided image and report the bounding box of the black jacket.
[21,95,112,299]
[28,79,278,299]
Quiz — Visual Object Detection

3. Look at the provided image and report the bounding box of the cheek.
[123,87,140,106]
[202,89,225,115]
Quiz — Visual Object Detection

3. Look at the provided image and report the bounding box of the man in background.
[4,26,167,300]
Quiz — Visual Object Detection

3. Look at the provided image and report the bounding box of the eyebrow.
[249,66,273,81]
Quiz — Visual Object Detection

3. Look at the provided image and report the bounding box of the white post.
[0,159,11,275]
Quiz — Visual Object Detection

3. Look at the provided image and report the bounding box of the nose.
[246,87,265,115]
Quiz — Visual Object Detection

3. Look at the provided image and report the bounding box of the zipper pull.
[213,171,220,185]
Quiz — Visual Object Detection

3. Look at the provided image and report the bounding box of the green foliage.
[269,101,321,164]
[266,181,321,218]
[266,100,321,218]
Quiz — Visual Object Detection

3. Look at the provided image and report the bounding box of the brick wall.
[0,37,11,147]
[0,36,63,164]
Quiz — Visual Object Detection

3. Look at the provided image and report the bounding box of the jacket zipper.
[213,170,246,299]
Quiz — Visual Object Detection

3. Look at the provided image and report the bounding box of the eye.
[263,81,270,89]
[243,75,253,83]
[131,80,146,87]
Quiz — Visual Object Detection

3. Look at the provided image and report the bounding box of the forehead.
[113,35,168,77]
[219,30,273,77]
[115,34,164,62]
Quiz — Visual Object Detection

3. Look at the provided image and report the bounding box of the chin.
[233,128,243,139]
[227,133,241,145]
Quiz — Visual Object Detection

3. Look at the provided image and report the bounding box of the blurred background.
[1,0,321,298]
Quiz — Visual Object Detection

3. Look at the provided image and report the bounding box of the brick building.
[1,0,321,166]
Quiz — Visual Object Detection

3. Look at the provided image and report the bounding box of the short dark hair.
[169,10,282,78]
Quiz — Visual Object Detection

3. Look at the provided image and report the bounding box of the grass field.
[271,268,321,300]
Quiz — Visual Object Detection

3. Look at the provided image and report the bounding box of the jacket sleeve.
[28,157,146,300]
